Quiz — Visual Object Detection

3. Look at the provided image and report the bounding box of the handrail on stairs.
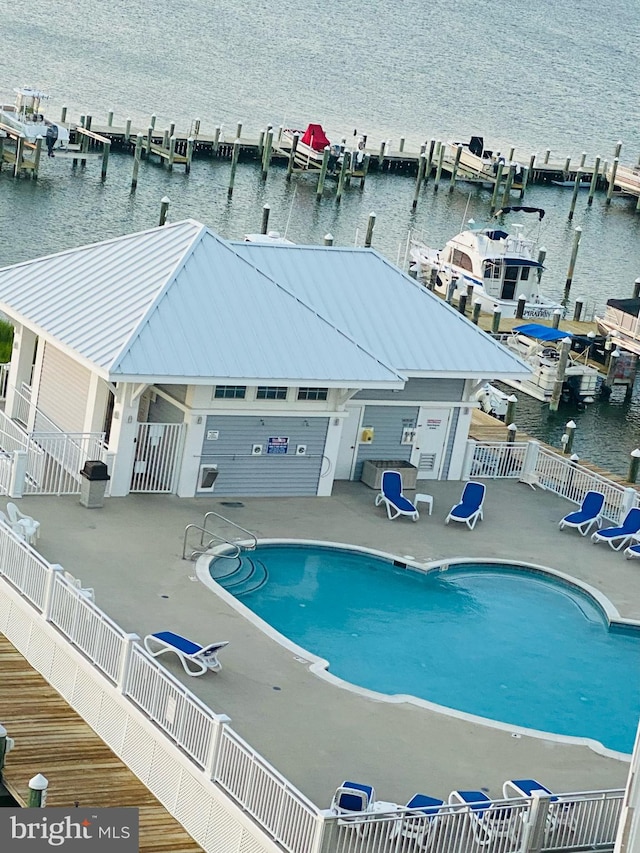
[182,523,243,561]
[202,510,258,551]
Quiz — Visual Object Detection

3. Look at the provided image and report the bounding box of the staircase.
[209,553,268,596]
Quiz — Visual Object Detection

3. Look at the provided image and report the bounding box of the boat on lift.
[0,87,69,151]
[409,207,564,320]
[595,297,640,356]
[499,323,600,407]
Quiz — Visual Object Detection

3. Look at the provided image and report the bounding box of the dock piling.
[579,151,587,168]
[168,135,176,170]
[28,773,48,808]
[412,154,426,209]
[186,137,194,174]
[124,118,131,143]
[228,139,240,198]
[399,136,405,153]
[552,308,562,329]
[505,395,517,425]
[433,143,445,192]
[561,420,577,454]
[516,295,526,319]
[564,227,582,297]
[130,134,142,189]
[491,306,502,334]
[145,127,153,158]
[107,110,114,127]
[627,449,640,484]
[13,135,23,179]
[573,300,584,321]
[633,277,640,299]
[549,338,572,411]
[472,300,482,325]
[364,212,376,248]
[614,140,622,160]
[262,129,273,180]
[424,138,435,184]
[587,156,601,205]
[360,153,370,188]
[336,150,350,202]
[60,106,67,123]
[501,164,516,207]
[324,234,334,246]
[101,138,111,183]
[286,133,299,182]
[568,169,582,220]
[236,122,242,140]
[150,114,156,131]
[490,162,505,212]
[448,144,463,193]
[317,146,330,197]
[213,126,221,156]
[260,204,270,235]
[159,196,170,226]
[543,149,550,164]
[606,158,619,204]
[458,293,468,315]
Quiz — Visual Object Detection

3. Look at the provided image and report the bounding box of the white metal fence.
[130,422,185,493]
[25,431,107,495]
[467,439,638,523]
[0,518,627,853]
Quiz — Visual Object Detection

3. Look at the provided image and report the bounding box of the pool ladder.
[182,510,258,561]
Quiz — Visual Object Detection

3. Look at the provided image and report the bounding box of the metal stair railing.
[202,510,258,550]
[182,523,246,561]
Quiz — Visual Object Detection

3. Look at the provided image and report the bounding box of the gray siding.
[354,405,418,481]
[440,407,460,479]
[199,415,329,496]
[354,378,464,402]
[156,384,188,404]
[148,394,184,423]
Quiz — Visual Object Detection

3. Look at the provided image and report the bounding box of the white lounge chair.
[558,490,605,536]
[591,507,640,550]
[449,789,519,846]
[63,570,95,602]
[502,779,576,835]
[143,631,229,676]
[6,502,40,546]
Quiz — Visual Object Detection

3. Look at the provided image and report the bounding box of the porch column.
[82,374,110,435]
[447,405,473,480]
[107,384,140,497]
[5,325,37,420]
[176,414,207,497]
[318,416,344,496]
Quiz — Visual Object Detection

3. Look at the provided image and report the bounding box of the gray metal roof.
[0,221,402,386]
[232,242,531,378]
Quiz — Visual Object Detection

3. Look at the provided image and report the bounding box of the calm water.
[1,0,639,470]
[210,546,640,753]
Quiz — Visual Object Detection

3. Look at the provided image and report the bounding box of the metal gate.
[130,422,185,493]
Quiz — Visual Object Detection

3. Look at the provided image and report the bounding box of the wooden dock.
[0,633,202,853]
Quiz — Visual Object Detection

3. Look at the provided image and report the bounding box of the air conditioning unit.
[251,444,263,456]
[296,444,307,456]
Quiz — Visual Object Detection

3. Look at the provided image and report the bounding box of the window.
[297,387,328,401]
[214,385,246,399]
[451,249,473,272]
[257,386,287,400]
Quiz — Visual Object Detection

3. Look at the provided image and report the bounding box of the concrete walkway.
[11,479,639,809]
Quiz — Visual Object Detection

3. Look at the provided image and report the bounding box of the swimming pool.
[206,543,640,754]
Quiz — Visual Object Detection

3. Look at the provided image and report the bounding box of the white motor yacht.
[409,207,564,320]
[0,87,69,151]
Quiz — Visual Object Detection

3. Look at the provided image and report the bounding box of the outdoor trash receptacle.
[79,460,110,509]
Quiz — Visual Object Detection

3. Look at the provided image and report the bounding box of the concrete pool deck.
[9,479,639,808]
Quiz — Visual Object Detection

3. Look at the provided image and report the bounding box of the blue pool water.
[210,545,640,753]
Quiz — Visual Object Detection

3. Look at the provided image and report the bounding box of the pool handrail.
[202,510,258,550]
[182,523,243,561]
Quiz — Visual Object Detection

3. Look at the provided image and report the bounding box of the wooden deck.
[470,408,632,487]
[0,634,202,853]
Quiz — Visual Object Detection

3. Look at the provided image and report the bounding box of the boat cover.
[301,123,330,151]
[494,206,546,220]
[606,297,640,317]
[514,323,570,341]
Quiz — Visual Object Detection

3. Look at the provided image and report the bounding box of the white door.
[411,408,451,479]
[334,407,363,479]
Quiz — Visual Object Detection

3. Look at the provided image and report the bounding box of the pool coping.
[196,538,637,764]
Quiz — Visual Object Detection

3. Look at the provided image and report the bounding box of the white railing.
[467,439,637,523]
[0,408,29,455]
[0,520,320,853]
[215,726,319,853]
[0,362,10,400]
[25,432,107,495]
[14,382,31,426]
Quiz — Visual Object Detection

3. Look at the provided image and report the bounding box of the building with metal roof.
[0,220,530,498]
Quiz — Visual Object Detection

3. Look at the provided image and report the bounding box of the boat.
[596,297,640,356]
[473,383,510,420]
[243,230,294,244]
[499,323,601,407]
[409,207,565,320]
[279,122,349,173]
[0,87,69,152]
[446,136,524,185]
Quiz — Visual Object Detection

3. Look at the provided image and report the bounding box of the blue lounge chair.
[558,490,605,536]
[449,790,518,846]
[375,470,419,521]
[502,779,575,834]
[330,780,376,815]
[394,794,445,849]
[143,631,229,676]
[591,507,640,550]
[624,538,640,559]
[445,482,486,530]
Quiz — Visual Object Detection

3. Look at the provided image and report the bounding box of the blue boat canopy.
[514,323,570,341]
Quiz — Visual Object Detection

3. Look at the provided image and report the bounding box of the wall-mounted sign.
[207,430,219,440]
[267,436,289,454]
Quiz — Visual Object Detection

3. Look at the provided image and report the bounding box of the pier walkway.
[0,635,202,852]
